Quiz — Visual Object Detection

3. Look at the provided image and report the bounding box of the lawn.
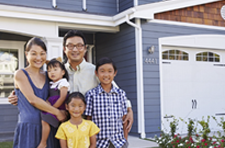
[0,141,13,148]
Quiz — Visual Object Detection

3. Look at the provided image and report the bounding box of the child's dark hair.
[95,57,117,72]
[66,92,86,105]
[47,58,69,81]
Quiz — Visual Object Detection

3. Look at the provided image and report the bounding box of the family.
[8,30,134,148]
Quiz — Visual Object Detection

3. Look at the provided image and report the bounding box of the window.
[196,52,220,62]
[0,49,18,98]
[0,41,25,104]
[162,50,189,61]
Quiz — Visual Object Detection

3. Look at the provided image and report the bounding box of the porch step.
[0,131,14,142]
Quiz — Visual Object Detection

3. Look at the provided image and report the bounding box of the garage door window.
[196,52,220,62]
[162,50,188,61]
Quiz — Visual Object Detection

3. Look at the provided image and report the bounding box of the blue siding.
[119,0,133,12]
[0,104,18,141]
[86,0,117,15]
[0,0,52,9]
[142,22,225,137]
[95,24,138,133]
[0,0,117,15]
[139,0,162,5]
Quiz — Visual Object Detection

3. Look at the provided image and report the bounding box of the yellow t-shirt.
[55,119,100,148]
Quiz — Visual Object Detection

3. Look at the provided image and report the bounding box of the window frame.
[196,51,220,62]
[162,49,189,61]
[0,40,25,104]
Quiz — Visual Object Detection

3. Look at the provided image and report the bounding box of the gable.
[154,0,225,27]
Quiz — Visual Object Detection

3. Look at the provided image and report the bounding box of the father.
[9,30,133,131]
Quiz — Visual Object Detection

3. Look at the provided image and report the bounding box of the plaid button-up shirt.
[84,84,127,148]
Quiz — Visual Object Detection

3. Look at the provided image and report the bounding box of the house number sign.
[144,58,158,64]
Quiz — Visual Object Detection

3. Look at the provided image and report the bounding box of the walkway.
[128,136,158,148]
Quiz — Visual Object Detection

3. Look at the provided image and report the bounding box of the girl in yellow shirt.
[55,92,100,148]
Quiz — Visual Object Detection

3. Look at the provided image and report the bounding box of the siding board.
[0,0,117,15]
[119,0,133,12]
[0,105,18,133]
[139,0,162,5]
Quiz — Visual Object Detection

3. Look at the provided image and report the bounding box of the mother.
[13,37,65,148]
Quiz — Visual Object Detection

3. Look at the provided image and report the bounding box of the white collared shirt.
[65,59,99,96]
[49,78,70,91]
[65,59,131,108]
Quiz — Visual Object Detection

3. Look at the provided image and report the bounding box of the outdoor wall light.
[148,45,155,54]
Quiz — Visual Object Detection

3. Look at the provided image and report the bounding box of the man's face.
[63,36,86,64]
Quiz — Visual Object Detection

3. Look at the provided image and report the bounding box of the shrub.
[153,116,225,148]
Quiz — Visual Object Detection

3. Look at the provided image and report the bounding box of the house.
[1,0,225,141]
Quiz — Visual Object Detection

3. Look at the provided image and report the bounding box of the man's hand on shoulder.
[8,90,18,106]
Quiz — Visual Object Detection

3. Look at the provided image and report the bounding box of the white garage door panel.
[162,48,225,134]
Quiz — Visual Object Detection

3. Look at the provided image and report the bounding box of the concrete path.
[128,136,158,148]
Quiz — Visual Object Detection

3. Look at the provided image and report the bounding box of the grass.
[0,141,13,148]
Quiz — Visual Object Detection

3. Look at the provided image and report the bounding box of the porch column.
[43,37,63,60]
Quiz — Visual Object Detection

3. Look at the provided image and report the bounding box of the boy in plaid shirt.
[85,57,128,148]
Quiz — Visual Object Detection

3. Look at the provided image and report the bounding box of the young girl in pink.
[38,58,70,148]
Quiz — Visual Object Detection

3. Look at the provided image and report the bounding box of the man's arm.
[123,106,133,132]
[123,115,128,140]
[112,80,134,131]
[8,91,18,106]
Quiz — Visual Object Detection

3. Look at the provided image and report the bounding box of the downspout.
[52,0,57,8]
[134,0,138,6]
[126,15,146,139]
[83,0,87,11]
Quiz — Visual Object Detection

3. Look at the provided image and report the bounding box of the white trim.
[57,23,119,33]
[160,34,225,50]
[0,40,25,104]
[158,38,164,132]
[149,19,225,31]
[126,16,146,138]
[87,45,94,63]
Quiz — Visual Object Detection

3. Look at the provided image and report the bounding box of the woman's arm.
[14,70,65,121]
[59,139,67,148]
[123,115,128,140]
[89,135,97,148]
[53,87,68,108]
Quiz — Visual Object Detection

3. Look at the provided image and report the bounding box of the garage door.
[161,46,225,134]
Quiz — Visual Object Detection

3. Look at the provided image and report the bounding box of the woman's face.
[25,45,47,69]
